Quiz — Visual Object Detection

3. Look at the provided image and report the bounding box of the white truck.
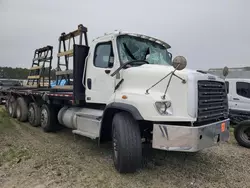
[226,78,250,124]
[3,24,230,173]
[225,78,250,148]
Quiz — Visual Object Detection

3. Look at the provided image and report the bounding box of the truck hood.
[121,64,222,95]
[123,64,212,79]
[116,64,224,120]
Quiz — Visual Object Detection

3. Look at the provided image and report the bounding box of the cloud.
[0,0,249,70]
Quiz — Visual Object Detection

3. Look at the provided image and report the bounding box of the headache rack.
[55,24,88,91]
[26,45,53,88]
[196,80,228,125]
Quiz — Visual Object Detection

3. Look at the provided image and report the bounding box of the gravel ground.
[0,107,250,188]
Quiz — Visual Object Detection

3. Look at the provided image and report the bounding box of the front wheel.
[112,112,142,173]
[234,120,250,148]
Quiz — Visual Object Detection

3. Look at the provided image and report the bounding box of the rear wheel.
[234,120,250,148]
[40,104,57,132]
[8,96,17,118]
[112,112,142,173]
[16,97,28,122]
[28,102,41,127]
[5,97,9,110]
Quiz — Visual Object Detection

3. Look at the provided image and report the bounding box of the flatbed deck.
[0,86,74,101]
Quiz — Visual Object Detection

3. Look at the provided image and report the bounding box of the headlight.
[155,101,171,115]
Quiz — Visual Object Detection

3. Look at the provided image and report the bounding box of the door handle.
[87,78,92,90]
[233,98,239,100]
[105,70,111,74]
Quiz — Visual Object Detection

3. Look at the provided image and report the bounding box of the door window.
[236,82,250,98]
[94,42,114,68]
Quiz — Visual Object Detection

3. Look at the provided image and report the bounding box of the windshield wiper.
[111,60,149,77]
[143,47,150,60]
[123,43,136,60]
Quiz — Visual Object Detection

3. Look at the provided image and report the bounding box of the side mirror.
[222,66,229,77]
[172,56,187,71]
[168,52,172,61]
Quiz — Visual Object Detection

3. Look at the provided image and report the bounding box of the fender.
[104,102,144,120]
[99,102,144,143]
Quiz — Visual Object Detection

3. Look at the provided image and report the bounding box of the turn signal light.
[122,95,127,99]
[221,122,225,132]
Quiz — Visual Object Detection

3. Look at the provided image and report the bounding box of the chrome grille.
[197,80,228,124]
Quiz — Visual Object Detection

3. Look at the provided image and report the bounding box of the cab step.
[74,108,103,139]
[72,130,98,139]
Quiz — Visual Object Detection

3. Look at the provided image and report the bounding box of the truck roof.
[226,78,250,82]
[93,31,171,49]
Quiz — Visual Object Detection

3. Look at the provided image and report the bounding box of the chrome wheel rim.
[16,105,21,118]
[28,106,35,123]
[8,103,12,114]
[41,108,48,128]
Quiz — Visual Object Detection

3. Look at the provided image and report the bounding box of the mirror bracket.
[145,55,187,95]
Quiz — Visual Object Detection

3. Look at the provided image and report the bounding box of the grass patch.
[0,107,13,133]
[0,146,30,166]
[0,107,31,166]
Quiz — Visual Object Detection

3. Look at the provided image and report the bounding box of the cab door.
[234,81,250,111]
[85,40,117,104]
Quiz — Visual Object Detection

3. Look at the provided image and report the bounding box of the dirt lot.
[0,106,250,188]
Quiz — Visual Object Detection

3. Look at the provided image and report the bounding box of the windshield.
[117,35,172,65]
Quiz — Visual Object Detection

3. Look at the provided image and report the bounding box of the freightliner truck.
[2,24,230,173]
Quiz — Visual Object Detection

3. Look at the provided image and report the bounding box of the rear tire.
[234,120,250,148]
[28,102,41,127]
[112,112,142,173]
[8,96,17,118]
[16,97,28,122]
[40,104,57,132]
[5,97,9,111]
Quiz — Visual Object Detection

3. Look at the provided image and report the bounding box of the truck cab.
[82,31,229,123]
[84,32,173,104]
[71,31,229,169]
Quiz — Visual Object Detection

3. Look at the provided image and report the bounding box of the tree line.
[0,67,56,80]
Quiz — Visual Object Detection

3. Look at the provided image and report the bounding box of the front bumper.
[152,119,230,152]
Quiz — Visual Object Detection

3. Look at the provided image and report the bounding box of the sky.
[0,0,249,70]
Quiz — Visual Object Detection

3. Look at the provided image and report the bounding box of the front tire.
[234,120,250,148]
[112,112,142,173]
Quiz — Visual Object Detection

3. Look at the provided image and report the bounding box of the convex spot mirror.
[172,56,187,71]
[222,66,229,77]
